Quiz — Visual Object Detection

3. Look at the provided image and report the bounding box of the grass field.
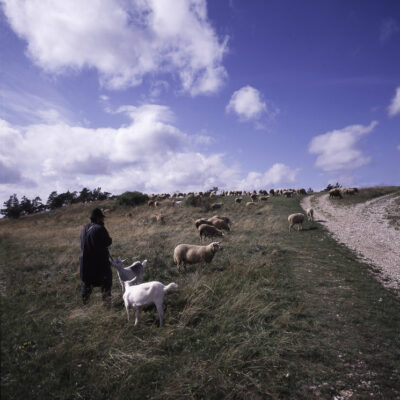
[1,188,399,399]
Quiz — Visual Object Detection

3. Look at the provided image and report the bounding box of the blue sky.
[0,0,399,204]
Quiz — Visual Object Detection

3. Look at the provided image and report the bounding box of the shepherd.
[79,208,113,305]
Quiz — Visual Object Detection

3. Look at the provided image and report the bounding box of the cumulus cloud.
[239,163,299,189]
[1,0,228,95]
[0,104,299,203]
[388,87,400,117]
[309,121,377,172]
[226,86,279,127]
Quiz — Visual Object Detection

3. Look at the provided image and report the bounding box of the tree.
[32,196,45,213]
[324,182,342,192]
[1,194,21,218]
[20,196,34,215]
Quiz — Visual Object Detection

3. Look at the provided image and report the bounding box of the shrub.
[185,195,211,211]
[117,191,149,207]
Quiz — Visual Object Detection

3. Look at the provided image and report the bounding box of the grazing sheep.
[195,218,213,229]
[111,258,147,292]
[155,214,165,224]
[148,200,155,207]
[235,197,242,204]
[211,215,231,226]
[245,201,256,208]
[259,196,269,202]
[329,188,343,199]
[198,224,224,242]
[173,242,223,272]
[343,188,356,195]
[306,208,314,221]
[283,190,294,198]
[123,279,178,326]
[250,193,258,201]
[207,216,230,231]
[210,202,223,210]
[288,213,305,232]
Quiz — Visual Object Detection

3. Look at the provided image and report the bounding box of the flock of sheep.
[109,187,357,327]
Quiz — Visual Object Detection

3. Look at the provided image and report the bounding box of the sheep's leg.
[155,302,164,327]
[134,307,140,326]
[125,304,130,321]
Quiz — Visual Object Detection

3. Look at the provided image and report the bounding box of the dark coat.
[79,222,112,285]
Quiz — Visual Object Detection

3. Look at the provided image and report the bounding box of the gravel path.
[301,193,400,295]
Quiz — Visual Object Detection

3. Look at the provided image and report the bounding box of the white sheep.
[122,279,178,326]
[306,208,314,221]
[173,242,223,272]
[111,258,147,291]
[288,213,305,232]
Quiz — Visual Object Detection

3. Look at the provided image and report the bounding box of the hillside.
[1,188,400,400]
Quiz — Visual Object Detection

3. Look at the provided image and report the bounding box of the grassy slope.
[1,189,399,400]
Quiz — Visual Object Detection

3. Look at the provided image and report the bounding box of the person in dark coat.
[79,208,113,304]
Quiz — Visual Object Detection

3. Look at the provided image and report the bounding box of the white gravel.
[301,193,400,295]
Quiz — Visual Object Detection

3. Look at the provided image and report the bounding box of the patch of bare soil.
[301,193,400,295]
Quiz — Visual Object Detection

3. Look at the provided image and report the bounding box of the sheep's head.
[211,242,223,252]
[111,257,126,268]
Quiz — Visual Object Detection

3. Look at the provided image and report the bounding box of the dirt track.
[301,193,400,295]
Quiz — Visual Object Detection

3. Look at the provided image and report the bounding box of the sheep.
[329,188,343,199]
[250,193,258,201]
[211,215,231,226]
[195,218,213,229]
[195,216,230,231]
[148,200,155,207]
[111,258,147,292]
[210,202,223,210]
[198,224,224,242]
[288,213,305,232]
[306,208,314,221]
[207,216,230,231]
[155,214,165,224]
[122,279,178,326]
[173,242,223,272]
[259,196,269,202]
[245,201,256,208]
[235,197,242,204]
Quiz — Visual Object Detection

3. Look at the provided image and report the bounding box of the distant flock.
[105,186,358,326]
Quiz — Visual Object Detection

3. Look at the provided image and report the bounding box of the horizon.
[1,0,399,205]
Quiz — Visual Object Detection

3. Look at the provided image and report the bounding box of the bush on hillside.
[117,191,149,207]
[185,195,211,211]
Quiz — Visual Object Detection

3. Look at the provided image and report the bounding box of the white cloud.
[226,86,266,121]
[226,86,279,127]
[0,105,299,203]
[1,0,228,96]
[0,86,72,125]
[388,87,400,117]
[309,121,377,172]
[239,163,299,190]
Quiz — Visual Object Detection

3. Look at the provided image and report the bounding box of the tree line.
[1,187,112,219]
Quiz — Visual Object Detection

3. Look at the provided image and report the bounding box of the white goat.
[122,279,178,327]
[111,258,147,291]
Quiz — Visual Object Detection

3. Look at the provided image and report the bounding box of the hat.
[90,208,105,221]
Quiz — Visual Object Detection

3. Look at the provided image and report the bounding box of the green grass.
[1,191,399,399]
